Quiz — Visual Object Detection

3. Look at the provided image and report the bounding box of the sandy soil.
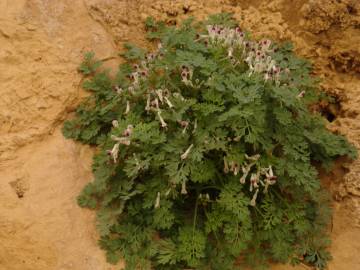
[0,0,359,269]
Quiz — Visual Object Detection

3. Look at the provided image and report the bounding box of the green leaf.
[177,227,207,266]
[156,239,178,265]
[122,43,146,60]
[78,51,102,75]
[190,160,216,183]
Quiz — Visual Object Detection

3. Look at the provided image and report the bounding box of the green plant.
[63,14,356,270]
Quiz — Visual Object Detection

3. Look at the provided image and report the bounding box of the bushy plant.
[63,14,356,270]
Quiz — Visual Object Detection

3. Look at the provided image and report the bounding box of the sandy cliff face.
[0,1,359,269]
[0,1,117,269]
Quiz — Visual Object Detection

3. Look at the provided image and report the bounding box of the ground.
[0,0,359,269]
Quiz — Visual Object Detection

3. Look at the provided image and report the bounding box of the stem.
[190,193,200,260]
[272,188,287,205]
[254,205,265,218]
[165,72,181,91]
[204,206,221,244]
[99,56,117,62]
[175,162,185,180]
[214,165,225,186]
[192,194,199,232]
[200,185,221,191]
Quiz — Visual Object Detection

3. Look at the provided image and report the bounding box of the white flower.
[140,60,147,68]
[112,120,119,128]
[192,119,198,133]
[181,144,194,160]
[125,100,130,115]
[265,165,274,178]
[264,72,270,81]
[267,60,276,72]
[250,189,259,206]
[120,140,131,146]
[245,154,260,161]
[250,173,259,192]
[240,165,250,184]
[164,96,174,108]
[181,180,188,194]
[229,161,235,172]
[155,192,161,208]
[115,86,123,94]
[145,94,151,111]
[157,111,167,128]
[108,142,120,163]
[260,39,272,52]
[131,72,140,85]
[228,47,233,58]
[245,52,254,67]
[203,26,280,84]
[111,135,131,145]
[254,62,263,73]
[207,25,217,40]
[297,91,305,98]
[128,85,135,93]
[263,165,277,193]
[155,89,164,103]
[180,68,194,86]
[153,98,160,110]
[233,163,239,176]
[165,188,171,197]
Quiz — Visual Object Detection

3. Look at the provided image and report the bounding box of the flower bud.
[181,180,188,195]
[297,91,305,98]
[223,157,229,174]
[112,120,119,128]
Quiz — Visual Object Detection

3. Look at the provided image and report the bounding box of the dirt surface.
[0,0,359,269]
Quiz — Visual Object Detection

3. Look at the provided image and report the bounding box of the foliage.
[63,14,356,270]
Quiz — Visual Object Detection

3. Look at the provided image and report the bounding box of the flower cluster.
[107,121,133,163]
[205,25,245,46]
[146,88,174,110]
[203,25,282,83]
[146,88,177,128]
[116,43,165,112]
[224,154,277,206]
